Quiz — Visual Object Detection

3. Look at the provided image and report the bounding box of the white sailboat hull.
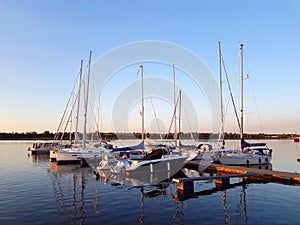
[218,153,271,165]
[56,148,111,165]
[124,155,188,174]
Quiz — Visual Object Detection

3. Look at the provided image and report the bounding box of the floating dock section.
[185,161,300,184]
[205,163,300,184]
[172,162,300,201]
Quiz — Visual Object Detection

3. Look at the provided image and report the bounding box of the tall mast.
[96,90,102,139]
[83,51,92,148]
[218,41,225,148]
[75,59,83,145]
[240,44,244,145]
[178,90,182,145]
[69,94,73,143]
[172,64,177,146]
[140,65,145,142]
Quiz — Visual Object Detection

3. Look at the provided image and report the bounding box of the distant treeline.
[0,131,294,140]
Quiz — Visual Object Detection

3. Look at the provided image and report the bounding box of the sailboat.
[217,43,272,166]
[133,64,180,155]
[50,59,85,162]
[187,42,234,162]
[98,65,188,174]
[54,51,111,165]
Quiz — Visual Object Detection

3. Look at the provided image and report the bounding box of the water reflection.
[240,184,248,224]
[172,200,185,225]
[30,154,50,163]
[97,165,280,225]
[97,169,185,224]
[174,167,284,225]
[46,161,280,225]
[220,190,230,225]
[97,168,182,187]
[138,185,169,225]
[220,184,248,225]
[47,162,100,225]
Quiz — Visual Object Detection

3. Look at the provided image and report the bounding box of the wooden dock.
[172,161,300,201]
[207,163,300,183]
[182,161,300,184]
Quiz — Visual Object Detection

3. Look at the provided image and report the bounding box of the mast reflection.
[97,169,185,225]
[48,162,100,224]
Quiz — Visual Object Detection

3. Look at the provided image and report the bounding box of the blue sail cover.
[112,141,144,152]
[241,139,266,149]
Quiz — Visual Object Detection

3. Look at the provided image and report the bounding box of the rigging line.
[58,90,79,142]
[59,104,74,142]
[166,92,180,141]
[113,66,141,136]
[62,87,83,141]
[89,101,102,139]
[150,95,163,139]
[69,95,74,142]
[245,61,264,132]
[54,72,80,141]
[216,61,238,146]
[230,53,241,144]
[181,97,197,144]
[144,83,163,139]
[216,95,231,146]
[219,83,234,144]
[222,56,241,130]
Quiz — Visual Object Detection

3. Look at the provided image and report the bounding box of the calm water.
[0,140,300,225]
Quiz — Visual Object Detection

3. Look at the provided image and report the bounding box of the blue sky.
[1,0,300,134]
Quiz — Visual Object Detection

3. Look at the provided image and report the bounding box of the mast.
[218,41,225,148]
[172,64,177,146]
[83,51,92,149]
[178,90,182,145]
[97,90,102,139]
[75,59,83,145]
[69,94,73,143]
[240,44,244,146]
[140,65,145,142]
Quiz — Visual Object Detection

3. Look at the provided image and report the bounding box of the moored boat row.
[28,43,273,176]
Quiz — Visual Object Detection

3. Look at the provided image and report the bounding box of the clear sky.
[1,0,300,134]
